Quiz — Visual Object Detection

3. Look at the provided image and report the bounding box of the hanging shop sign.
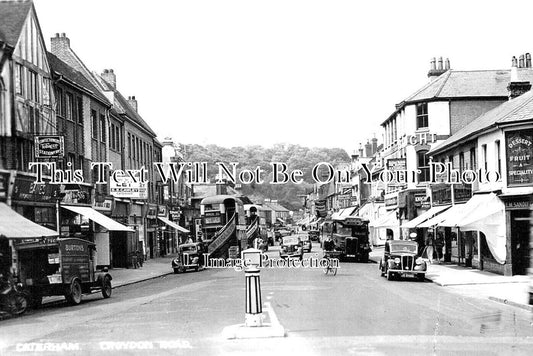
[506,129,533,186]
[34,135,64,158]
[110,174,148,200]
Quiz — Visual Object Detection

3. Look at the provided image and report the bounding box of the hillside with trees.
[181,143,351,211]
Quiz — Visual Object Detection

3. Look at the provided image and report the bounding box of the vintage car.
[299,233,312,253]
[308,229,320,242]
[172,243,204,273]
[379,240,426,281]
[279,236,303,260]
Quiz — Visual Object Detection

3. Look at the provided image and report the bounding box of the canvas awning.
[0,203,57,239]
[276,217,285,224]
[401,205,450,229]
[369,210,398,229]
[62,205,134,232]
[158,216,190,233]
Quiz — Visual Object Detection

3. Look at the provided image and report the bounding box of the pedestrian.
[435,233,444,263]
[136,249,143,268]
[425,232,435,264]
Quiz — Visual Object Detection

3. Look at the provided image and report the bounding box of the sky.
[32,0,533,155]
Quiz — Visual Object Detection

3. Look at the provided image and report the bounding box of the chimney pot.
[519,54,525,68]
[101,69,116,89]
[438,57,443,70]
[526,53,531,68]
[445,58,450,70]
[61,33,66,37]
[430,57,436,70]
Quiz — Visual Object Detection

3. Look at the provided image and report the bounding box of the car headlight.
[394,257,400,264]
[416,257,423,265]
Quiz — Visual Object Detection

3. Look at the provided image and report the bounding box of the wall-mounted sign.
[506,129,533,186]
[12,176,60,202]
[110,175,148,200]
[386,158,406,171]
[34,135,64,158]
[93,198,113,211]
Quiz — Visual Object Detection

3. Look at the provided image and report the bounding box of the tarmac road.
[1,242,533,355]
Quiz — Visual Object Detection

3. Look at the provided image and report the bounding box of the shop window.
[416,103,429,129]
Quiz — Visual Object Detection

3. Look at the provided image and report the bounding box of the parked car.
[379,240,426,281]
[274,228,292,241]
[279,236,303,260]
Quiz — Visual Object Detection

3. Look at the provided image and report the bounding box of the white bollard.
[244,269,262,327]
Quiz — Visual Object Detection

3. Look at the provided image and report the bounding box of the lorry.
[16,237,112,306]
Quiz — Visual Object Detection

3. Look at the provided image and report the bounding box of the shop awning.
[61,205,134,232]
[441,193,506,264]
[369,210,398,229]
[401,205,450,229]
[0,203,57,239]
[417,204,460,228]
[158,217,190,233]
[276,217,285,224]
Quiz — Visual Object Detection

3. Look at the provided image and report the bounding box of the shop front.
[499,193,533,275]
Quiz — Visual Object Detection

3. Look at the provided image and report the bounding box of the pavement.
[369,246,533,312]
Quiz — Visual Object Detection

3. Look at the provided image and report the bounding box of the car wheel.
[65,279,82,305]
[386,271,394,281]
[417,273,425,282]
[173,268,180,274]
[102,276,112,299]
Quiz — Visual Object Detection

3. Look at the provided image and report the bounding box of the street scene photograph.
[1,0,533,355]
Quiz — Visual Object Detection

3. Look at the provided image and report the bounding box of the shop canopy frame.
[369,210,398,229]
[0,203,57,239]
[61,205,134,232]
[158,216,190,233]
[401,205,451,229]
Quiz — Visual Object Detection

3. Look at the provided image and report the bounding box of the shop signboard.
[11,176,60,202]
[110,177,148,199]
[34,135,64,158]
[92,198,113,212]
[431,183,472,205]
[506,129,533,186]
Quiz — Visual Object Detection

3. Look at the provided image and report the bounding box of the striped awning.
[62,205,134,232]
[0,203,57,239]
[158,216,190,233]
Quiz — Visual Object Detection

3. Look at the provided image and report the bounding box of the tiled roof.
[384,68,533,125]
[97,77,157,137]
[429,90,533,155]
[47,53,111,106]
[0,0,32,47]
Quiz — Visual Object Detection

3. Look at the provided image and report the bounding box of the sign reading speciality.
[506,129,533,186]
[34,135,64,158]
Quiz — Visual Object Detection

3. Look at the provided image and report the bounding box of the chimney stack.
[428,56,449,81]
[364,140,372,158]
[128,96,138,112]
[371,137,378,155]
[101,69,116,89]
[508,55,531,99]
[50,33,71,56]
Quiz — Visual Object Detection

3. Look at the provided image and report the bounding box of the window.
[15,64,23,95]
[459,152,465,172]
[77,97,83,124]
[448,155,454,168]
[470,148,477,170]
[416,103,429,129]
[100,115,106,142]
[67,153,76,170]
[495,140,501,175]
[91,110,98,138]
[417,150,430,182]
[65,93,73,121]
[482,144,487,171]
[43,78,50,106]
[110,124,115,150]
[29,70,38,102]
[116,126,120,151]
[128,133,132,158]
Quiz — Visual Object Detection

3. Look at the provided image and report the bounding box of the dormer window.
[416,102,428,129]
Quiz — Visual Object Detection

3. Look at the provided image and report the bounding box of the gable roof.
[429,90,533,155]
[47,53,111,106]
[0,0,32,47]
[96,75,157,137]
[383,68,533,125]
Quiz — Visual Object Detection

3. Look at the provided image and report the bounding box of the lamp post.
[242,248,262,327]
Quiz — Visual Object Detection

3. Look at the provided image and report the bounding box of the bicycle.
[323,251,340,276]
